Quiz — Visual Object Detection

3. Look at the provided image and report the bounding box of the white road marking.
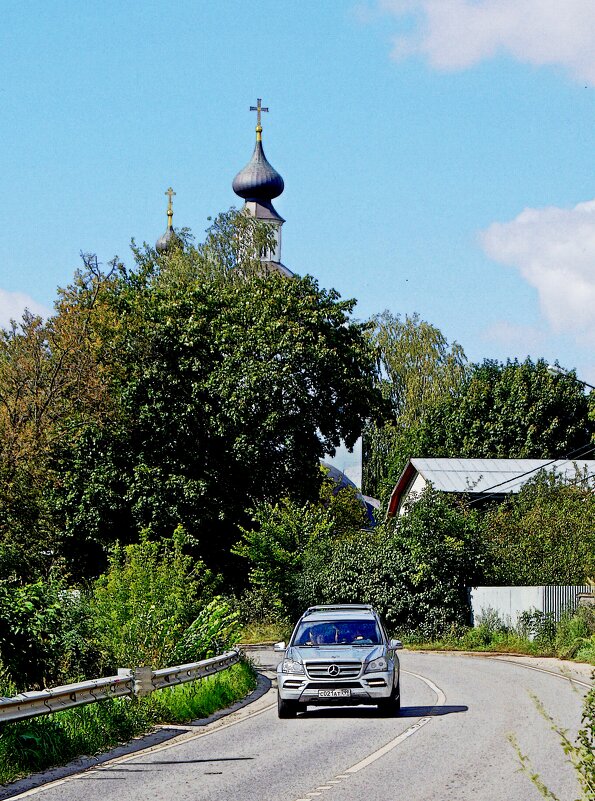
[291,668,447,801]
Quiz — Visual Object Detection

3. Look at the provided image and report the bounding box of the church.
[156,98,293,278]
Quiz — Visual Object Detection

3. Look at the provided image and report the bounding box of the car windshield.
[292,619,382,646]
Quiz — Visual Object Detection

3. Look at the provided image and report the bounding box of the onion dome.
[232,98,284,202]
[156,186,178,253]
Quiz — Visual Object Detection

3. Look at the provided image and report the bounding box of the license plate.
[318,688,351,698]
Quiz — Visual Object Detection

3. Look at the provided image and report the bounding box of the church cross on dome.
[250,98,269,141]
[165,186,176,229]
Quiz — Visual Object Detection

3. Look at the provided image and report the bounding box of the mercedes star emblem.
[328,664,340,676]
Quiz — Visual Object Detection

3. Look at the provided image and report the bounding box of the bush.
[92,529,216,670]
[0,572,100,690]
[556,606,595,660]
[170,596,242,663]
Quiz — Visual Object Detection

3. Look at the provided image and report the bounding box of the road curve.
[4,649,591,801]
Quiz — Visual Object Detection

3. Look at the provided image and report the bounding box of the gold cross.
[165,187,175,228]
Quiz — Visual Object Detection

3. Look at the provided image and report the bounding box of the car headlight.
[365,656,388,673]
[281,658,305,674]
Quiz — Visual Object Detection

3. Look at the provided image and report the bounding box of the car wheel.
[377,680,400,717]
[278,694,299,718]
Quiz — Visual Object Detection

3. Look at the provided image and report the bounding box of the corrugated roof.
[410,458,595,494]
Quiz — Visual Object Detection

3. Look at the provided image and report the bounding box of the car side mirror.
[390,639,403,650]
[273,641,286,652]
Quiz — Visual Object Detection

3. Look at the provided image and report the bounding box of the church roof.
[233,99,284,203]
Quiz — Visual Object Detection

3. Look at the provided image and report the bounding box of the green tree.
[481,470,595,585]
[299,488,484,635]
[363,312,468,500]
[0,257,120,581]
[419,358,594,460]
[52,211,384,577]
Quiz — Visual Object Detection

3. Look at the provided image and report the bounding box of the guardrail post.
[131,666,154,697]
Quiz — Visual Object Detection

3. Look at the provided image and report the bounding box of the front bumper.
[277,670,394,706]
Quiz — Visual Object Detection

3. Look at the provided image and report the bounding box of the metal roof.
[387,457,595,517]
[409,458,594,494]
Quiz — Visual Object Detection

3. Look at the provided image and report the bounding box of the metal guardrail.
[0,648,240,724]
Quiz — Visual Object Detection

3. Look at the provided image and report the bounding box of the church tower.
[232,99,293,277]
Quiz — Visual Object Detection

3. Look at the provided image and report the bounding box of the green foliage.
[555,606,595,660]
[418,358,593,461]
[297,533,408,629]
[481,471,595,585]
[363,311,468,499]
[234,498,333,620]
[0,661,256,786]
[298,487,483,637]
[386,488,484,636]
[406,606,595,666]
[318,467,370,534]
[93,530,215,669]
[0,572,99,691]
[52,211,383,576]
[170,596,242,663]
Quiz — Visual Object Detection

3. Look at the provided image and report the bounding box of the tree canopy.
[2,211,383,580]
[362,311,468,499]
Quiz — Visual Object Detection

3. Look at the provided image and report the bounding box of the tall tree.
[418,358,594,460]
[53,211,384,577]
[363,312,468,500]
[0,258,119,579]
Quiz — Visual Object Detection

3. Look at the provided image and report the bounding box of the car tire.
[278,695,299,718]
[377,680,401,717]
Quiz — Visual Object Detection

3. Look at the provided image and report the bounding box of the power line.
[463,442,595,508]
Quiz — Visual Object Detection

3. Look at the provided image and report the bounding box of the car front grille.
[304,661,362,679]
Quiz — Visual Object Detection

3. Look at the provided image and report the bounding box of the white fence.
[0,649,240,724]
[469,585,592,627]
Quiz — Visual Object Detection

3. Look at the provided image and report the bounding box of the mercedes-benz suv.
[275,604,402,718]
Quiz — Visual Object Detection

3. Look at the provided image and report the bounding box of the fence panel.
[469,585,591,626]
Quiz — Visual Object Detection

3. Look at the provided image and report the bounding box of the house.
[386,457,595,517]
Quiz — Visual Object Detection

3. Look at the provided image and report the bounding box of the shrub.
[170,596,242,663]
[92,529,216,670]
[0,573,100,690]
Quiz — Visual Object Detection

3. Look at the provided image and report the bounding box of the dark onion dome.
[156,226,177,253]
[232,139,284,202]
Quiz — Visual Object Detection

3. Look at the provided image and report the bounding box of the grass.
[0,660,256,786]
[401,607,595,667]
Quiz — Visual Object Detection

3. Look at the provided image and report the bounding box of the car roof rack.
[305,604,375,614]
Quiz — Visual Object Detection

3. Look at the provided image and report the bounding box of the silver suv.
[275,604,402,718]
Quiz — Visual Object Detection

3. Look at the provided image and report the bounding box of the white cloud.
[380,0,595,85]
[482,320,546,352]
[0,289,51,330]
[480,199,595,345]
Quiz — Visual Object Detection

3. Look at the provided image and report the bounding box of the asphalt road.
[5,649,592,801]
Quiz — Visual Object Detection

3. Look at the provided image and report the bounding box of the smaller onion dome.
[156,186,178,253]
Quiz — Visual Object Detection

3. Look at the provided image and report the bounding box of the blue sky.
[2,1,595,481]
